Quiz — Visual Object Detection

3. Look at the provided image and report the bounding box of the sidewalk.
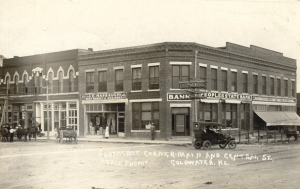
[36,135,193,146]
[35,134,299,146]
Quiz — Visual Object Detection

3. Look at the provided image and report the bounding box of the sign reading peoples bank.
[81,93,126,100]
[168,92,295,103]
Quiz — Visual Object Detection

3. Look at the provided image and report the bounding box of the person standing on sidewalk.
[105,125,109,139]
[9,126,15,142]
[150,123,155,140]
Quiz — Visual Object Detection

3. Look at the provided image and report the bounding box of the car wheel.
[228,140,237,149]
[203,140,211,150]
[194,140,202,149]
[219,143,226,148]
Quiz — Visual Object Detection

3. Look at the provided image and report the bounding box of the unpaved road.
[0,140,299,189]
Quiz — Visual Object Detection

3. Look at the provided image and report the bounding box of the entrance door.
[174,114,187,136]
[172,108,190,136]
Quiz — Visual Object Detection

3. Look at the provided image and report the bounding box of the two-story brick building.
[0,49,87,136]
[1,42,298,139]
[78,42,299,139]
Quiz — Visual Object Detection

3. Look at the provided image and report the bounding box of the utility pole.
[46,84,49,142]
[179,78,206,123]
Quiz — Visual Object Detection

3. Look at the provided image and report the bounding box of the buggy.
[193,122,237,150]
[55,126,77,144]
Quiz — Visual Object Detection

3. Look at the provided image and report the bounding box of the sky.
[0,0,300,88]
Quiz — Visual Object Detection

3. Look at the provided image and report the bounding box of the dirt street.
[0,140,299,189]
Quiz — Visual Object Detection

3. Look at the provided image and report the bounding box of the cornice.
[78,42,296,71]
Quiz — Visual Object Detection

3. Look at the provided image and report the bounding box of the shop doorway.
[172,108,190,136]
[86,103,125,136]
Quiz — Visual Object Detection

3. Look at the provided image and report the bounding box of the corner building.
[79,42,299,139]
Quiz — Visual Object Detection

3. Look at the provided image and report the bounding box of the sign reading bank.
[167,93,190,101]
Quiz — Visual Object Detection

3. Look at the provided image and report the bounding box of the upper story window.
[69,70,74,92]
[262,76,266,95]
[200,66,207,90]
[58,71,63,93]
[86,72,94,93]
[242,73,248,93]
[221,70,227,91]
[14,75,18,94]
[6,76,10,94]
[231,71,237,92]
[291,80,295,97]
[98,71,107,92]
[23,75,28,94]
[270,77,275,96]
[253,74,258,94]
[34,73,42,94]
[284,79,288,97]
[132,67,142,91]
[172,65,189,89]
[48,72,53,93]
[277,78,281,96]
[211,68,217,91]
[149,66,159,90]
[115,69,124,92]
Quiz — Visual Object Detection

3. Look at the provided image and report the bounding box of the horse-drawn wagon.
[55,126,77,144]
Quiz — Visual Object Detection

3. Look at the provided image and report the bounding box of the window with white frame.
[86,72,94,93]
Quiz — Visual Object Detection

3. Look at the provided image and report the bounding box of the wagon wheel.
[74,134,78,144]
[194,140,202,149]
[219,143,227,148]
[228,140,237,149]
[202,140,211,150]
[60,130,63,144]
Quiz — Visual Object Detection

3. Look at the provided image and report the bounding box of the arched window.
[14,75,18,94]
[6,76,10,94]
[58,71,63,93]
[48,72,53,93]
[23,75,28,94]
[69,70,74,92]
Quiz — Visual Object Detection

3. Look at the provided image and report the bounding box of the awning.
[225,99,241,104]
[284,112,300,124]
[254,111,300,126]
[200,99,220,103]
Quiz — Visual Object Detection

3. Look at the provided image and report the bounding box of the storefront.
[81,93,127,137]
[168,94,192,136]
[36,100,79,136]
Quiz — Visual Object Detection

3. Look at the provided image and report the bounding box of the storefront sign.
[199,92,252,100]
[167,94,190,101]
[168,92,295,104]
[81,93,126,100]
[252,96,296,103]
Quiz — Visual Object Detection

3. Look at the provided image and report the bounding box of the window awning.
[225,99,241,104]
[254,111,300,126]
[200,99,220,103]
[284,112,300,124]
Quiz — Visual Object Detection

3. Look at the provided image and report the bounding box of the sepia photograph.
[1,0,300,188]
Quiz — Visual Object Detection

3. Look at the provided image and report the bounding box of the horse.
[286,130,298,141]
[16,127,28,141]
[27,126,41,141]
[1,127,9,142]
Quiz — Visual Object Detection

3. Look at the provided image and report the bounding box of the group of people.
[2,124,21,142]
[89,122,109,139]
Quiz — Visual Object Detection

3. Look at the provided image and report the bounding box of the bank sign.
[81,93,126,100]
[168,92,296,103]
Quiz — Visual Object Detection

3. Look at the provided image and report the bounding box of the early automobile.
[193,121,237,150]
